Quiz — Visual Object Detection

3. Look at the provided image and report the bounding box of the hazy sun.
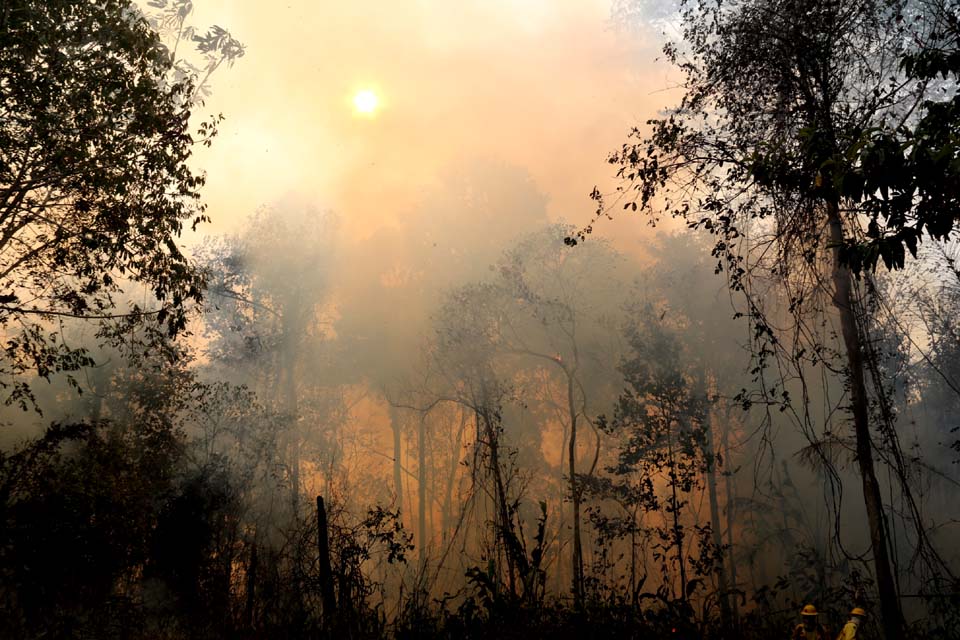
[353,89,379,115]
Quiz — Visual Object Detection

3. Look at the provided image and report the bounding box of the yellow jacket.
[835,619,860,640]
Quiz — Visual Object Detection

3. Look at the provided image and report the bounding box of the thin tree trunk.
[317,496,336,627]
[389,405,404,513]
[556,420,569,597]
[720,414,739,623]
[280,338,306,621]
[418,412,428,563]
[667,433,688,605]
[630,515,638,606]
[566,371,584,608]
[283,349,300,520]
[481,408,518,598]
[442,409,467,538]
[704,409,731,628]
[827,201,904,640]
[245,540,258,630]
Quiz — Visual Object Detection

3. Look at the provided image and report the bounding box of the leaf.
[903,231,918,259]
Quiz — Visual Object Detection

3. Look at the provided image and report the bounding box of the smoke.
[4,2,960,637]
[185,0,669,247]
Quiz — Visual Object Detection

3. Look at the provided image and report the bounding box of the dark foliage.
[0,0,210,406]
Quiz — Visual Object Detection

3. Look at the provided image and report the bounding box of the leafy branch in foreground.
[0,0,242,408]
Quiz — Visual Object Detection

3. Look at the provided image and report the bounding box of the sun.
[353,89,379,115]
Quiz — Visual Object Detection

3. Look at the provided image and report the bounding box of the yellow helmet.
[801,604,818,616]
[850,607,866,617]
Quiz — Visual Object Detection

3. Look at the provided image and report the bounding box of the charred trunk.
[720,415,739,623]
[417,412,428,563]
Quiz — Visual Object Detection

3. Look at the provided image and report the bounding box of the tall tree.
[334,160,550,516]
[417,224,630,605]
[595,307,711,616]
[0,0,241,408]
[493,225,629,607]
[200,202,340,518]
[589,0,960,637]
[423,283,528,600]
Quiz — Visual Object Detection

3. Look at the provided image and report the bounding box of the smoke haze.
[187,0,671,248]
[3,1,960,638]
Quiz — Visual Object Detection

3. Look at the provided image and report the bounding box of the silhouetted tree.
[596,307,711,620]
[200,202,341,517]
[0,0,239,408]
[591,1,960,636]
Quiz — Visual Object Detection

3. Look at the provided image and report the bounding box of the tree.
[911,242,960,461]
[200,201,341,519]
[334,159,550,517]
[636,233,751,627]
[0,0,241,408]
[426,281,533,603]
[595,307,711,619]
[588,0,960,637]
[844,6,959,269]
[413,224,631,606]
[0,348,201,635]
[493,225,629,607]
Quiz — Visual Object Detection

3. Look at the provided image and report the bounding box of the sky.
[184,0,676,247]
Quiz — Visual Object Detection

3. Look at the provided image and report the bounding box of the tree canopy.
[591,0,959,275]
[0,0,224,406]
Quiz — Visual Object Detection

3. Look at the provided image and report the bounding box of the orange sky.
[184,0,678,249]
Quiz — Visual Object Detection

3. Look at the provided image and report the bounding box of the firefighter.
[792,604,830,640]
[836,607,866,640]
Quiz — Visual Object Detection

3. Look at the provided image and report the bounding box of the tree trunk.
[827,202,904,640]
[720,414,739,624]
[630,514,638,607]
[317,496,336,627]
[418,412,428,563]
[442,409,467,538]
[283,349,300,520]
[703,409,731,628]
[481,407,518,597]
[389,405,404,512]
[245,540,258,630]
[566,371,584,608]
[666,433,688,606]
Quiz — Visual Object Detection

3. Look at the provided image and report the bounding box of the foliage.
[198,202,339,383]
[0,0,242,409]
[145,0,245,102]
[844,6,959,270]
[584,0,959,275]
[590,306,717,617]
[582,1,960,637]
[0,419,181,636]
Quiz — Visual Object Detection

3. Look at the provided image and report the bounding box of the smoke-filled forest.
[1,0,959,638]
